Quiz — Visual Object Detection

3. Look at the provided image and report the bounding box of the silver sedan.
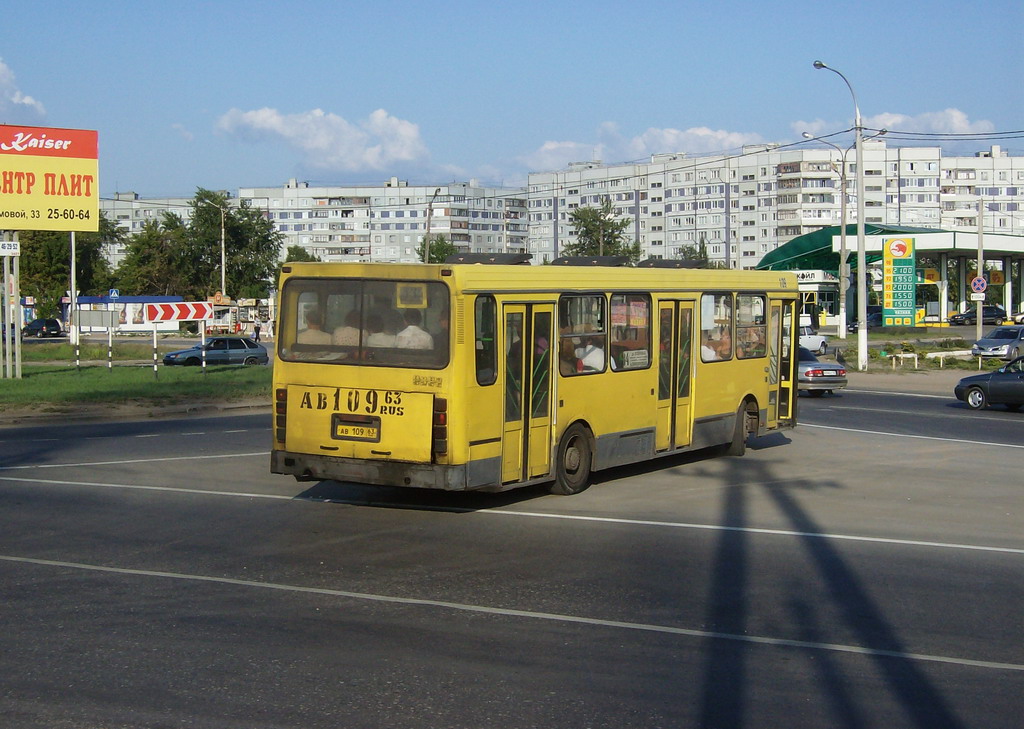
[797,346,847,397]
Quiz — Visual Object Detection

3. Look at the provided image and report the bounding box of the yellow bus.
[271,256,799,495]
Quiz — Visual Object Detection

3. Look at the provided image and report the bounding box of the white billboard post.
[77,309,118,370]
[1,232,23,379]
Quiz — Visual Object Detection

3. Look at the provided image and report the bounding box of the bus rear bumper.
[271,450,496,491]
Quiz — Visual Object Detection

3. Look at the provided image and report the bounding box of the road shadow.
[697,452,966,729]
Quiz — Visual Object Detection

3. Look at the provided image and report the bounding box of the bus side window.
[475,295,497,385]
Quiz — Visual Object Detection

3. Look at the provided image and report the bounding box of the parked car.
[798,325,829,355]
[971,326,1024,361]
[948,306,1007,326]
[848,312,884,332]
[954,357,1024,410]
[797,346,847,396]
[22,318,63,338]
[162,337,269,366]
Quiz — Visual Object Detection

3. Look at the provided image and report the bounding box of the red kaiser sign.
[146,302,214,322]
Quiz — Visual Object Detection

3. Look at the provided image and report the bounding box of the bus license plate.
[332,413,381,442]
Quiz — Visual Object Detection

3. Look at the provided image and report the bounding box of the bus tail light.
[275,388,288,443]
[432,397,448,456]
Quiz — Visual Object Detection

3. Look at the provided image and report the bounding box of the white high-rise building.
[236,178,527,263]
[527,143,1023,267]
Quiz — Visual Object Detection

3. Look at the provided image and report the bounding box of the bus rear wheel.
[551,423,592,495]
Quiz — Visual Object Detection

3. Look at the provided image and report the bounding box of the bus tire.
[551,423,593,495]
[724,401,753,457]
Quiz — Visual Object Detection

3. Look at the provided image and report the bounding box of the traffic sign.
[970,293,985,301]
[109,288,120,299]
[970,276,987,294]
[145,302,214,322]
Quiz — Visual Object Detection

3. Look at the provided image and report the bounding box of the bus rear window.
[278,278,450,368]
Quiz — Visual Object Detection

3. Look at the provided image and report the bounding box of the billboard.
[882,237,916,326]
[0,124,99,232]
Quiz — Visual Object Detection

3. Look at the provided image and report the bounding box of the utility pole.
[423,187,441,262]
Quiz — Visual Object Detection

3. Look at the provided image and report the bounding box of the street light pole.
[219,205,226,296]
[423,187,441,263]
[814,60,869,371]
[803,132,850,339]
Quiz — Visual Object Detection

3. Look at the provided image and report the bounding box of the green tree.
[18,215,119,316]
[113,189,283,300]
[284,245,321,263]
[676,237,726,268]
[416,234,458,263]
[114,215,193,296]
[564,197,640,263]
[185,188,283,299]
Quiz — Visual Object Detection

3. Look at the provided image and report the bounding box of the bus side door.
[501,304,555,483]
[770,299,796,423]
[656,301,695,451]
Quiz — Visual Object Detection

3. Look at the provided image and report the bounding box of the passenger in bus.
[332,310,363,346]
[702,328,731,361]
[575,336,605,372]
[395,308,434,349]
[365,313,396,347]
[297,308,332,345]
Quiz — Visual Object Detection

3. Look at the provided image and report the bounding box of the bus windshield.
[278,277,450,368]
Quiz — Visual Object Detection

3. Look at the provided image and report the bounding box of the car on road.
[797,346,847,396]
[162,337,269,366]
[948,305,1007,326]
[954,357,1024,410]
[848,312,884,332]
[798,325,829,355]
[21,318,63,338]
[970,326,1024,361]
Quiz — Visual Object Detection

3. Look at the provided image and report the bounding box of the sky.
[2,0,1021,198]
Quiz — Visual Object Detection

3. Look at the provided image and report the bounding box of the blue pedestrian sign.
[109,288,120,299]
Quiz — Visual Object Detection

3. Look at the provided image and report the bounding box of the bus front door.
[501,304,554,483]
[656,301,695,451]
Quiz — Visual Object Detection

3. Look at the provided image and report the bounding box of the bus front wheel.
[551,423,593,495]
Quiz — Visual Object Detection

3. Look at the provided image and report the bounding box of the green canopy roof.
[755,224,941,273]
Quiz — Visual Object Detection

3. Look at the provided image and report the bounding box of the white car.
[798,325,829,355]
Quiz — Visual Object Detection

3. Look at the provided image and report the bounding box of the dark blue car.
[162,337,268,366]
[954,357,1024,410]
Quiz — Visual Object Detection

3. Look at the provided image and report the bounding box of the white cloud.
[171,123,194,142]
[520,122,764,172]
[0,58,46,122]
[216,107,428,172]
[863,108,994,135]
[793,109,994,141]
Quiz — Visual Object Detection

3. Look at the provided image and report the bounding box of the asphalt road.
[0,390,1021,728]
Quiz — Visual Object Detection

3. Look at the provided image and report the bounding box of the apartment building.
[527,143,1023,268]
[102,144,1021,270]
[236,178,527,263]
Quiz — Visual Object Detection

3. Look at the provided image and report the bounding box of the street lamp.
[423,187,442,263]
[202,201,227,296]
[814,60,869,371]
[803,128,886,340]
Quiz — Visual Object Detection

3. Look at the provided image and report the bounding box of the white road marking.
[0,451,269,471]
[1,473,1020,556]
[802,423,1024,449]
[846,389,949,399]
[1,553,1020,673]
